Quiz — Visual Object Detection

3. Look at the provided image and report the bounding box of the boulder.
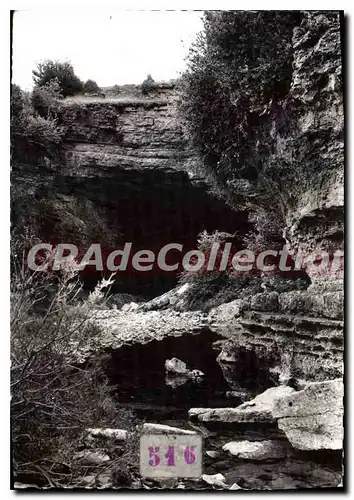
[165,358,189,375]
[79,475,96,487]
[189,386,295,423]
[222,440,289,460]
[273,379,344,450]
[84,428,128,445]
[142,423,196,435]
[121,302,139,313]
[272,379,343,418]
[165,358,204,380]
[208,299,242,324]
[206,450,220,459]
[229,483,242,490]
[73,450,111,465]
[14,483,40,489]
[96,473,113,488]
[250,292,279,312]
[189,369,205,380]
[140,284,191,312]
[278,413,343,451]
[201,473,228,488]
[226,390,252,401]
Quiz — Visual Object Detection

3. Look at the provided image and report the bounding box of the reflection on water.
[104,331,343,490]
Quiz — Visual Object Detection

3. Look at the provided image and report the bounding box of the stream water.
[105,331,342,490]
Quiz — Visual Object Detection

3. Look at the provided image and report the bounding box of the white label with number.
[140,434,202,478]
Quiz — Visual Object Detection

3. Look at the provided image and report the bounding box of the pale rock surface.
[202,473,229,488]
[165,357,189,375]
[121,302,139,313]
[229,482,242,490]
[189,386,295,423]
[273,379,344,450]
[222,440,289,460]
[84,428,128,444]
[142,423,196,435]
[73,450,111,465]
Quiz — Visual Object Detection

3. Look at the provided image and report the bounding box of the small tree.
[179,11,301,209]
[11,84,63,162]
[31,78,63,118]
[10,250,137,487]
[141,74,156,95]
[33,60,83,97]
[112,85,121,95]
[83,79,100,94]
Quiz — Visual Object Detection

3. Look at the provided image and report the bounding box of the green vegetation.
[33,60,83,97]
[11,256,138,487]
[11,83,63,162]
[31,78,63,118]
[141,74,156,95]
[178,230,262,311]
[179,11,300,208]
[83,79,100,93]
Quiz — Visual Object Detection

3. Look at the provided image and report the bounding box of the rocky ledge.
[189,379,343,452]
[80,280,343,388]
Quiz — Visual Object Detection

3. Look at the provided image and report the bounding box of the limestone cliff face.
[59,95,195,175]
[284,12,344,287]
[12,12,344,387]
[12,91,248,296]
[84,12,344,389]
[215,11,344,386]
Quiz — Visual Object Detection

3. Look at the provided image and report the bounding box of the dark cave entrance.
[104,329,276,422]
[105,329,231,418]
[53,169,251,298]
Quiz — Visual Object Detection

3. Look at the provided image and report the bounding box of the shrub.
[31,78,63,118]
[141,74,156,95]
[178,11,301,209]
[178,230,261,311]
[178,229,309,311]
[111,85,121,95]
[11,84,63,162]
[11,251,136,487]
[33,60,83,97]
[83,79,100,94]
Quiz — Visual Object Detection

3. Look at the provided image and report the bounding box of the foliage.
[11,84,63,162]
[83,79,100,94]
[178,11,301,210]
[179,230,261,311]
[178,229,310,310]
[31,78,63,118]
[111,84,121,95]
[33,60,83,97]
[34,197,119,247]
[11,251,136,487]
[141,74,156,95]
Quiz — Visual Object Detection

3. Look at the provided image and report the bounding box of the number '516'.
[148,446,196,466]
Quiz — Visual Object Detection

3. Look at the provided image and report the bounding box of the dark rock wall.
[213,12,344,386]
[12,93,249,297]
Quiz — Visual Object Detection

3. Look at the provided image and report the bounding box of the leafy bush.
[179,11,301,210]
[34,197,119,246]
[111,85,121,95]
[83,79,100,94]
[141,74,156,95]
[178,229,309,311]
[178,230,261,311]
[31,78,63,118]
[11,252,136,487]
[33,60,83,97]
[11,84,63,162]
